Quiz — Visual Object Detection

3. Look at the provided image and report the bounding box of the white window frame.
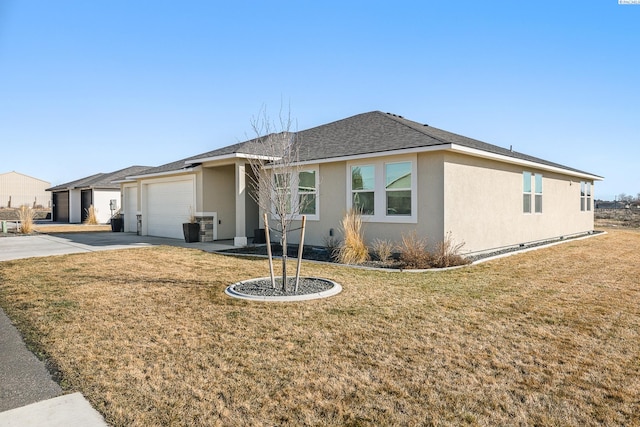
[270,165,320,221]
[523,172,532,214]
[580,181,592,212]
[534,173,543,214]
[346,155,417,224]
[523,171,543,215]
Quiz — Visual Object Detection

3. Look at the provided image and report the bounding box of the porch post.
[234,160,248,246]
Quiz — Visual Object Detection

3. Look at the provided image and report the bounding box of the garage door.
[146,180,193,239]
[53,191,69,222]
[123,187,138,233]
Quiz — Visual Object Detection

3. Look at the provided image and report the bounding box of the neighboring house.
[120,111,603,254]
[0,171,51,209]
[47,166,151,224]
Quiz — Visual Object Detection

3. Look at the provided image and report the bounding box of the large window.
[386,162,412,216]
[580,181,592,211]
[351,165,375,215]
[523,171,542,214]
[347,156,417,223]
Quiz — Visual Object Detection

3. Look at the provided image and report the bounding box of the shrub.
[336,209,370,264]
[18,205,36,234]
[432,231,470,268]
[371,238,394,263]
[84,205,99,225]
[398,231,431,269]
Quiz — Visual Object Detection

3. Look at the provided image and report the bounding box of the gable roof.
[128,111,602,180]
[47,166,152,191]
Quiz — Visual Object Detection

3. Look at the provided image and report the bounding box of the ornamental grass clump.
[84,205,99,225]
[18,205,36,234]
[432,231,470,268]
[371,238,394,263]
[398,231,431,269]
[336,209,370,264]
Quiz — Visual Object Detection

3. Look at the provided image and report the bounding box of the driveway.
[0,232,236,262]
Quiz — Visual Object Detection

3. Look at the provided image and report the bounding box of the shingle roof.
[47,166,152,191]
[130,111,601,179]
[294,111,598,176]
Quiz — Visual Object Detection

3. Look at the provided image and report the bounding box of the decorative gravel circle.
[225,277,342,302]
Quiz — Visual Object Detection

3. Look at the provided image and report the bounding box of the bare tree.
[246,106,310,292]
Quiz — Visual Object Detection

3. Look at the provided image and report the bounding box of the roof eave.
[184,153,280,165]
[448,144,604,181]
[125,166,202,181]
[288,143,602,181]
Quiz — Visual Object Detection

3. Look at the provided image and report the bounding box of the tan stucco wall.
[285,152,445,248]
[442,152,595,254]
[202,165,236,240]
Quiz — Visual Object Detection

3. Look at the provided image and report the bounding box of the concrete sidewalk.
[0,231,235,262]
[0,231,236,425]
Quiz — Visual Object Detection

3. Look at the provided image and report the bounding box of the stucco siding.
[442,153,595,254]
[93,190,121,223]
[202,165,236,240]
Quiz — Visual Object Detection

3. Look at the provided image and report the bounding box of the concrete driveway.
[0,232,235,262]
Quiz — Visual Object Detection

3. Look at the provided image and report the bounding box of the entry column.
[234,160,247,246]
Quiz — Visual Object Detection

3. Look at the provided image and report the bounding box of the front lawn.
[0,229,638,426]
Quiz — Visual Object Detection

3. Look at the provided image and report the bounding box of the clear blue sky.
[1,0,638,201]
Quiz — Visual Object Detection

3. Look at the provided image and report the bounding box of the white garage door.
[123,187,138,233]
[146,180,194,239]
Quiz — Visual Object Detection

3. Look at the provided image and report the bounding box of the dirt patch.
[0,208,50,221]
[595,208,640,228]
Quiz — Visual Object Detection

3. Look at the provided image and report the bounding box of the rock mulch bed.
[232,277,334,297]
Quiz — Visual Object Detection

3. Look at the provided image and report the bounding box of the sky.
[0,0,638,201]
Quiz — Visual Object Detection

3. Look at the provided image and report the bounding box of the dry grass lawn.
[0,228,638,426]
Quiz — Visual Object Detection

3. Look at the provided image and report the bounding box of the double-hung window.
[351,165,375,215]
[523,171,542,214]
[523,172,532,213]
[298,170,317,215]
[386,162,412,216]
[534,174,543,213]
[580,181,592,211]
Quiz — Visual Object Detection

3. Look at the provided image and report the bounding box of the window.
[271,167,319,219]
[535,173,543,213]
[523,172,542,214]
[274,172,292,214]
[580,181,592,212]
[351,165,375,215]
[523,172,532,213]
[298,170,316,215]
[347,155,417,223]
[386,162,412,216]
